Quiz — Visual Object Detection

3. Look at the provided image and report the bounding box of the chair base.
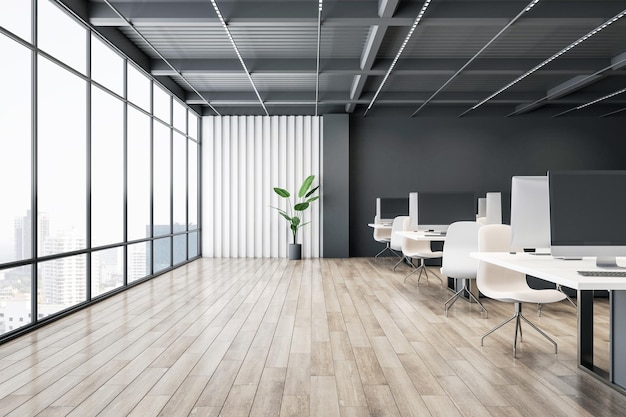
[404,259,443,287]
[481,303,557,358]
[374,243,401,261]
[444,279,487,318]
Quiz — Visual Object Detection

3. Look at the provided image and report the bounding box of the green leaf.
[278,212,292,222]
[305,185,319,198]
[274,187,290,198]
[305,196,319,203]
[292,217,301,226]
[298,175,315,198]
[294,202,309,211]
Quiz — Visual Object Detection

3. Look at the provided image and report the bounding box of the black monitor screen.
[380,198,408,220]
[549,171,626,246]
[418,192,476,226]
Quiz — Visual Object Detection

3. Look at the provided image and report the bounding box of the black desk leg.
[578,290,594,370]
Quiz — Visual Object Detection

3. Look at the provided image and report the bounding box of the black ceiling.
[63,0,626,117]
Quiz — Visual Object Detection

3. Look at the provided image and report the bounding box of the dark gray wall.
[323,114,350,257]
[349,111,626,257]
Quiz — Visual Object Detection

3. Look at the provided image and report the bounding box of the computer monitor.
[549,170,626,268]
[510,176,551,253]
[376,197,408,224]
[417,192,476,233]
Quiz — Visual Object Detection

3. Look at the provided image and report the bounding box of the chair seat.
[481,286,567,305]
[405,250,443,259]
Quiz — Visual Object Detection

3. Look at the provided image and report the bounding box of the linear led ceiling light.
[553,87,626,117]
[364,0,432,116]
[210,0,269,116]
[101,0,221,116]
[600,107,626,118]
[410,0,540,117]
[315,0,323,116]
[460,8,626,117]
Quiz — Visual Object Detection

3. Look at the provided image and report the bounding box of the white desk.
[472,252,626,392]
[396,231,447,242]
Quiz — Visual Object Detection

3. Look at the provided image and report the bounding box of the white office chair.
[477,224,566,357]
[402,235,443,286]
[390,216,410,271]
[372,217,395,260]
[441,221,487,317]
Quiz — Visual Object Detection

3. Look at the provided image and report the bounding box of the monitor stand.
[529,247,551,256]
[596,256,626,269]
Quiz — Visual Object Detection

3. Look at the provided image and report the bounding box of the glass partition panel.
[38,0,86,74]
[173,132,186,229]
[92,247,123,297]
[0,266,32,335]
[188,231,198,258]
[127,63,151,112]
[153,237,171,273]
[38,253,87,316]
[0,35,32,263]
[153,121,171,237]
[173,234,186,265]
[188,141,198,229]
[173,100,186,133]
[92,86,124,247]
[127,106,151,241]
[91,34,124,97]
[188,112,198,140]
[128,241,150,283]
[0,1,31,41]
[38,56,87,256]
[153,85,170,124]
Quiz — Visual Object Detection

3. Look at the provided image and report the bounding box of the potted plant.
[272,174,319,259]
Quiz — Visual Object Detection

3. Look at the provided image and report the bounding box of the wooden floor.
[1,257,625,417]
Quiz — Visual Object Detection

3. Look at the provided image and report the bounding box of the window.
[91,34,124,96]
[153,85,171,124]
[188,141,198,229]
[0,1,31,41]
[173,100,186,133]
[38,56,87,256]
[38,254,87,316]
[173,133,187,231]
[153,121,171,237]
[188,112,198,140]
[127,107,151,241]
[38,0,86,74]
[0,35,32,263]
[92,247,123,297]
[153,237,171,273]
[128,241,150,283]
[127,63,151,111]
[91,86,124,247]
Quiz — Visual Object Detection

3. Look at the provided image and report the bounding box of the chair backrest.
[373,223,392,242]
[402,233,432,254]
[390,216,410,251]
[476,224,528,296]
[440,221,483,279]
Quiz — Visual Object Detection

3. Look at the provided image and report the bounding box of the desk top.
[368,223,392,229]
[471,252,626,291]
[397,231,447,242]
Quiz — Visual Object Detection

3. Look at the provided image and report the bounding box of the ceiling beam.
[150,57,611,76]
[346,0,399,113]
[509,50,626,116]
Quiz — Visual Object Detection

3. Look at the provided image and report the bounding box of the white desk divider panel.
[477,197,486,218]
[486,192,502,225]
[409,192,419,232]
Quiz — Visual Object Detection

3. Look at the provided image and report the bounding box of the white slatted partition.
[203,116,321,258]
